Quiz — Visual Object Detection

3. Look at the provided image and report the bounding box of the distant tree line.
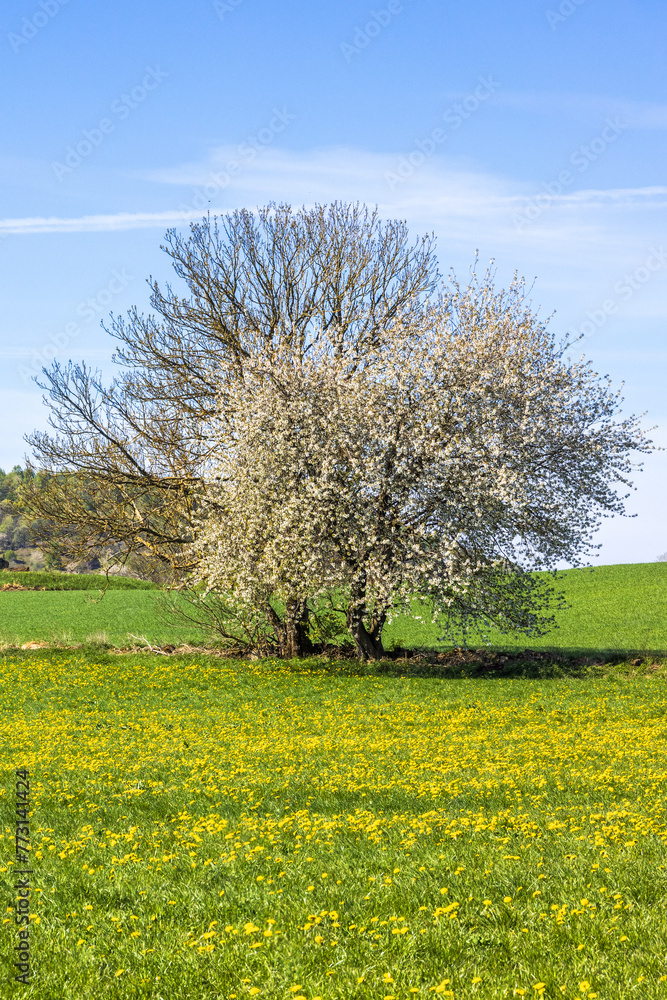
[0,467,168,580]
[0,467,57,568]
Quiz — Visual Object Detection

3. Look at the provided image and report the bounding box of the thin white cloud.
[0,209,207,235]
[2,146,667,239]
[550,185,667,205]
[1,149,665,324]
[493,91,667,130]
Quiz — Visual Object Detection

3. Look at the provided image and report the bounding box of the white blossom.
[192,268,653,659]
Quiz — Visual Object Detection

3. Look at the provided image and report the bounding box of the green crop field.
[0,590,202,648]
[0,571,155,591]
[2,647,667,998]
[1,563,666,655]
[384,562,667,656]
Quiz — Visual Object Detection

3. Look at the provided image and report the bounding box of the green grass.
[0,590,201,647]
[2,648,667,998]
[0,562,665,655]
[0,570,155,591]
[383,562,667,656]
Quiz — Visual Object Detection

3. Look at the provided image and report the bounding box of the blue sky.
[1,0,665,564]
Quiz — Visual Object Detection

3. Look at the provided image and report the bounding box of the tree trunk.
[346,568,386,661]
[349,618,385,661]
[283,597,314,659]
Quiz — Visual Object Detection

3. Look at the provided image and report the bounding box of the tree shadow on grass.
[2,643,666,682]
[288,645,667,680]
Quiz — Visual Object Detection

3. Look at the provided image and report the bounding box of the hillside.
[0,562,665,653]
[384,561,667,654]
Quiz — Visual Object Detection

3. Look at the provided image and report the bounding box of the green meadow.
[0,572,155,591]
[1,564,667,997]
[387,562,667,656]
[2,648,667,998]
[1,563,666,655]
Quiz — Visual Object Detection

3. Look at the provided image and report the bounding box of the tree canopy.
[193,267,652,658]
[21,202,438,595]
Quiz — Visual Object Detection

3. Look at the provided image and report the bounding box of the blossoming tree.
[193,268,652,659]
[20,201,437,635]
[21,201,652,658]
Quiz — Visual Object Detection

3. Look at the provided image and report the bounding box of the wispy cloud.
[0,209,207,235]
[1,147,665,317]
[528,185,667,205]
[3,147,666,236]
[493,91,667,130]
